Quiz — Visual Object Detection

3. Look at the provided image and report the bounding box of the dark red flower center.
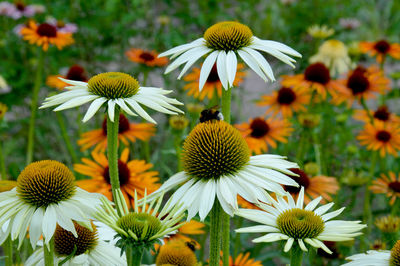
[139,52,155,62]
[376,130,391,142]
[317,241,340,259]
[346,67,370,95]
[373,106,390,121]
[103,160,131,186]
[15,2,25,11]
[36,23,57,37]
[102,114,130,135]
[66,65,87,81]
[374,40,390,54]
[249,118,270,138]
[304,63,330,85]
[277,87,296,105]
[207,64,220,83]
[389,181,400,193]
[284,168,310,194]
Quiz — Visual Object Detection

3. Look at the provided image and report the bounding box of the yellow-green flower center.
[156,240,198,266]
[277,208,325,239]
[204,21,253,51]
[54,221,98,256]
[182,120,250,180]
[117,212,162,241]
[88,72,140,99]
[390,240,400,266]
[17,160,76,208]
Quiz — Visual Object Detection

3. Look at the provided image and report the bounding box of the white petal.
[115,99,136,117]
[107,100,116,122]
[125,99,156,124]
[216,51,229,90]
[177,47,211,79]
[82,98,107,122]
[243,47,275,81]
[29,207,44,248]
[284,238,294,252]
[165,46,209,74]
[198,180,216,221]
[237,49,267,82]
[252,37,302,57]
[53,95,98,111]
[42,205,57,245]
[199,50,219,91]
[159,38,205,58]
[226,51,237,87]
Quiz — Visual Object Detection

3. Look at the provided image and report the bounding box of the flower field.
[1,0,400,265]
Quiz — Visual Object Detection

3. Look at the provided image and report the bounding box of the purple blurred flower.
[0,1,44,19]
[46,17,78,33]
[339,18,361,30]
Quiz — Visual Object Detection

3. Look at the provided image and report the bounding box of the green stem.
[107,107,122,211]
[26,49,44,164]
[141,141,151,162]
[173,133,183,171]
[290,243,303,266]
[126,246,144,266]
[209,201,222,266]
[3,236,12,266]
[311,131,323,175]
[221,85,232,266]
[361,151,378,249]
[233,217,243,258]
[360,98,374,124]
[221,87,232,123]
[43,238,55,266]
[0,141,6,179]
[55,112,79,164]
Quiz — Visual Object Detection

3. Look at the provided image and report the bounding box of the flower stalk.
[55,112,78,164]
[106,106,122,213]
[126,246,144,266]
[43,238,55,266]
[3,236,12,266]
[290,243,303,266]
[26,48,44,164]
[209,201,222,266]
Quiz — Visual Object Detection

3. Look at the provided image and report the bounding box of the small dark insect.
[199,106,224,123]
[185,240,197,251]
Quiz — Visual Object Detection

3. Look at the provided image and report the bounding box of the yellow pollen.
[156,240,198,266]
[204,21,253,51]
[182,120,250,180]
[17,160,76,208]
[277,208,325,239]
[88,72,140,99]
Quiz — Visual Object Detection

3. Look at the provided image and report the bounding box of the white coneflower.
[40,72,183,123]
[25,221,126,266]
[94,189,185,265]
[343,240,400,265]
[0,160,101,248]
[236,187,366,254]
[160,21,301,90]
[307,25,335,39]
[145,120,299,221]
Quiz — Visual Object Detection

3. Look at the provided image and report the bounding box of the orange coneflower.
[235,117,293,154]
[353,105,400,125]
[258,86,311,117]
[77,114,155,152]
[183,63,246,100]
[371,172,400,205]
[283,168,339,204]
[125,48,168,67]
[330,66,390,107]
[46,65,88,90]
[281,62,344,100]
[359,40,400,63]
[220,252,262,266]
[357,121,400,157]
[20,20,74,51]
[74,148,160,208]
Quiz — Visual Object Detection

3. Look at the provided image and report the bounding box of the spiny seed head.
[182,120,250,180]
[390,240,400,266]
[88,72,140,99]
[54,221,98,256]
[117,213,162,241]
[17,160,76,208]
[277,208,325,239]
[204,21,253,51]
[156,240,198,266]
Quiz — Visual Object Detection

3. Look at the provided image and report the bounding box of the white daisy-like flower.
[0,160,101,248]
[159,21,301,90]
[235,187,366,254]
[25,221,126,266]
[145,120,299,221]
[343,240,400,266]
[40,72,183,123]
[94,188,185,251]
